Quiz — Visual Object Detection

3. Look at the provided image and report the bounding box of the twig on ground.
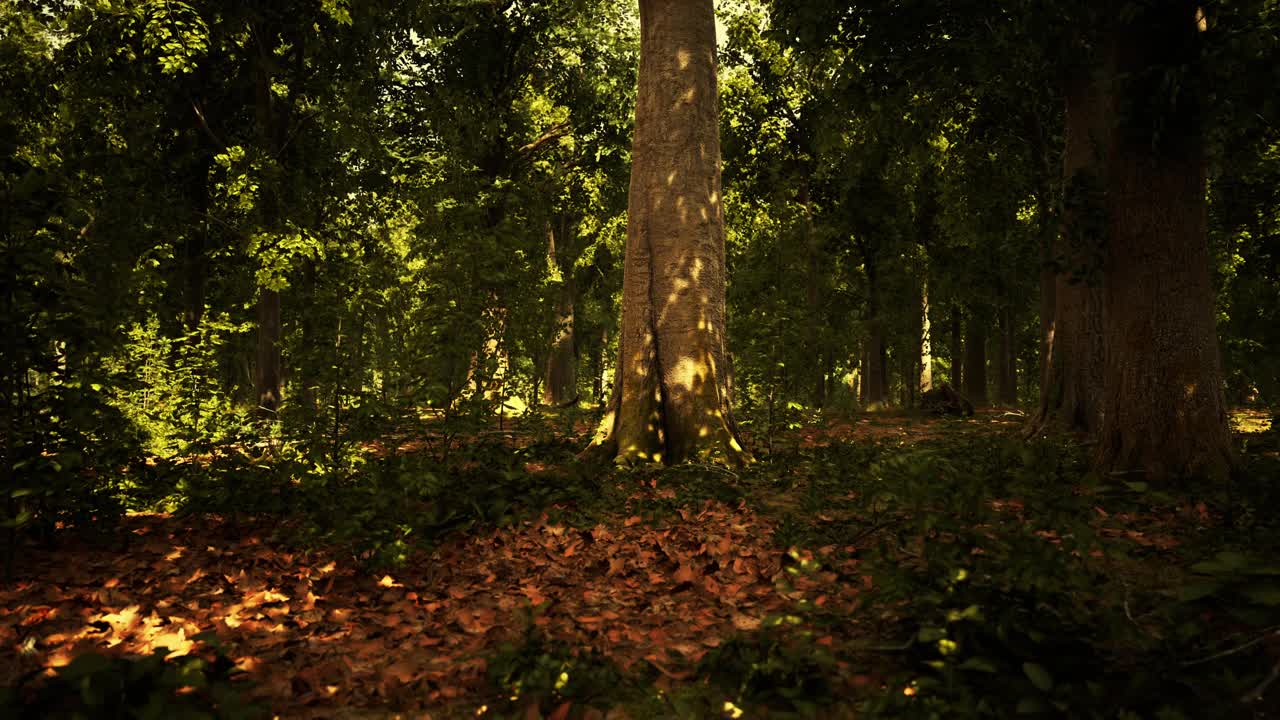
[1181,626,1280,667]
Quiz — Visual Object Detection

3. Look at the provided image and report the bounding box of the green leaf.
[1022,661,1053,691]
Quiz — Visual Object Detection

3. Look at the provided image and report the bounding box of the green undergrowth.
[13,411,1280,717]
[473,423,1280,718]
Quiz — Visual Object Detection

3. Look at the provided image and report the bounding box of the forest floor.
[3,410,1278,719]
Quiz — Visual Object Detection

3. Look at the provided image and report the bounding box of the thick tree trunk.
[964,315,987,406]
[1096,4,1232,480]
[586,0,747,464]
[1030,69,1107,434]
[543,222,578,406]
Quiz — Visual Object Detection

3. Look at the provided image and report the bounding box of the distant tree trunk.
[998,306,1018,406]
[1029,65,1108,434]
[964,315,987,406]
[860,243,887,408]
[585,0,748,464]
[474,306,510,404]
[949,308,963,390]
[255,290,282,413]
[543,221,578,406]
[183,157,209,334]
[1028,110,1059,418]
[251,23,288,417]
[590,326,609,407]
[296,261,320,414]
[800,179,825,407]
[1096,4,1232,480]
[920,279,933,395]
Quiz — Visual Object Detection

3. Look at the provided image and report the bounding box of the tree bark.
[255,289,282,413]
[949,308,963,390]
[1096,3,1232,480]
[251,21,287,417]
[543,221,578,406]
[800,179,825,407]
[920,279,933,395]
[859,243,887,408]
[1029,111,1058,418]
[998,305,1018,406]
[963,315,987,406]
[585,0,748,465]
[1029,67,1108,434]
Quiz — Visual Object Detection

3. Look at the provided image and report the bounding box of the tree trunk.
[251,23,286,417]
[860,244,887,408]
[800,179,825,407]
[864,319,887,408]
[586,0,747,465]
[920,279,933,395]
[591,326,609,407]
[1029,111,1059,420]
[964,315,987,406]
[998,306,1018,406]
[255,289,282,413]
[1030,67,1107,434]
[1096,4,1232,480]
[949,308,963,390]
[543,221,578,406]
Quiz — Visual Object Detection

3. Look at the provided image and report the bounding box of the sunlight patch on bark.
[671,355,709,391]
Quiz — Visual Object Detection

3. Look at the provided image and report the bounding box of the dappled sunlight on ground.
[2,499,862,717]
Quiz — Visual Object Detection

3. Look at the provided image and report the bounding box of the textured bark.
[963,316,987,406]
[1096,4,1232,480]
[586,0,747,465]
[1030,68,1108,434]
[543,222,578,406]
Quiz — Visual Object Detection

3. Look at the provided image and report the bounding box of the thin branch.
[518,122,572,159]
[1181,626,1280,667]
[190,99,226,149]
